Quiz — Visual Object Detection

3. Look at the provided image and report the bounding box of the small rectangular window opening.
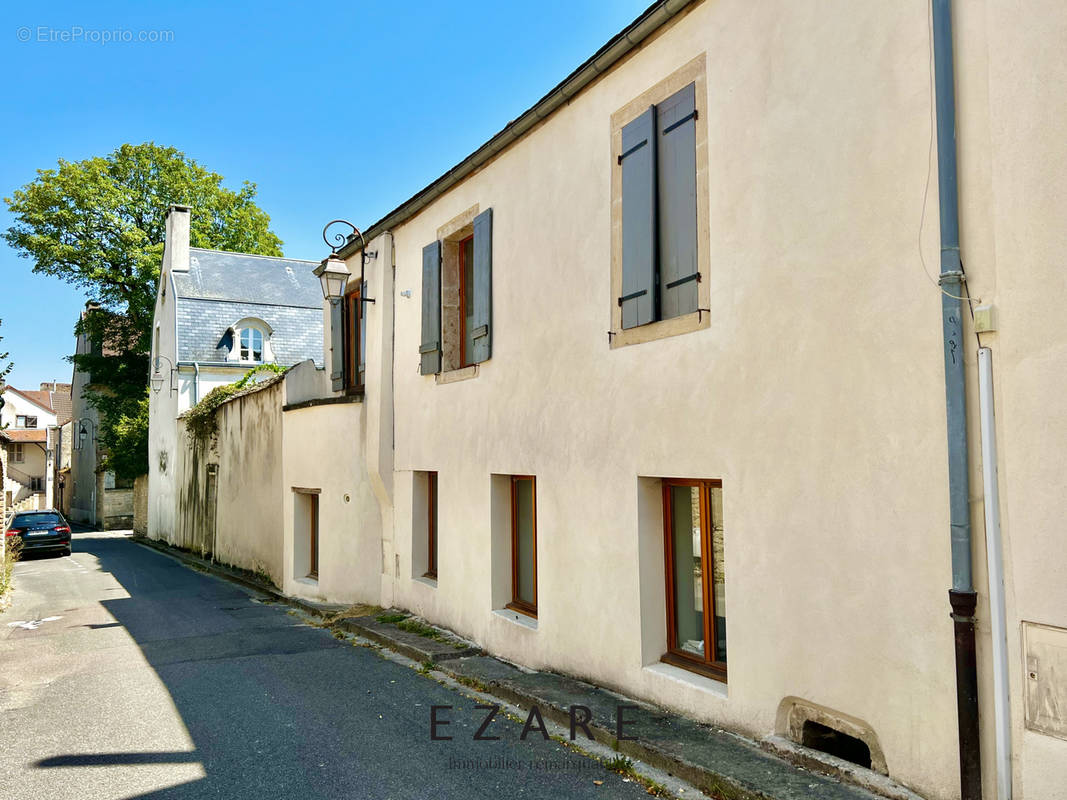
[508,475,537,618]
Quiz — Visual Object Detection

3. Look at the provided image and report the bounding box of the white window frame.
[226,318,275,364]
[12,443,25,463]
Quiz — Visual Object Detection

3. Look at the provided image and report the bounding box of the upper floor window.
[16,415,37,429]
[419,207,494,376]
[239,327,263,362]
[610,56,709,348]
[227,318,274,365]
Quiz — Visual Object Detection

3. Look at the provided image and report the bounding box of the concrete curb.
[133,534,917,800]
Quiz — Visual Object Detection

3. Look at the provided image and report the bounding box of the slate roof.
[176,300,323,367]
[174,249,322,307]
[171,248,324,368]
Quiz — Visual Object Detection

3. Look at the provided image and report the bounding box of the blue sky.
[0,0,650,390]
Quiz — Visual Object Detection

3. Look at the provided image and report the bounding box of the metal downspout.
[931,2,982,798]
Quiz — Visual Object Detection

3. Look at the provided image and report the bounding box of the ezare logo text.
[429,702,640,743]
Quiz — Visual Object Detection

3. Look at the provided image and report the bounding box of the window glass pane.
[515,478,535,606]
[670,485,704,658]
[430,473,438,574]
[463,236,475,365]
[240,329,250,359]
[252,329,263,361]
[710,485,726,662]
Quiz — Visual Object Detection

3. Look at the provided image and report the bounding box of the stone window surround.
[609,53,710,349]
[435,204,482,381]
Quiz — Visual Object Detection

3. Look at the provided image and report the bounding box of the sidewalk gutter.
[133,534,922,800]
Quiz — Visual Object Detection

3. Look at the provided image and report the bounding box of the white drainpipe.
[978,346,1012,800]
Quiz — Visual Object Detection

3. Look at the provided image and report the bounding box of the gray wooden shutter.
[330,299,344,391]
[619,106,657,329]
[470,208,493,364]
[357,281,367,386]
[656,82,699,321]
[420,241,442,375]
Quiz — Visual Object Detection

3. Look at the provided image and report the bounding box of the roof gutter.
[337,0,698,258]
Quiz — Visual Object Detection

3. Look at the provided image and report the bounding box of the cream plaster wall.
[383,2,967,798]
[212,379,285,584]
[280,400,381,605]
[962,2,1067,798]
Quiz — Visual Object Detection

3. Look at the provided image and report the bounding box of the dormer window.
[226,318,275,364]
[239,327,264,363]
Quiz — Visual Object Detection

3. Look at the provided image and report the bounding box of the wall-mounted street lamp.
[150,355,177,395]
[73,417,96,451]
[317,220,376,306]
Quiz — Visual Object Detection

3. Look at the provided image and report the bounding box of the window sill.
[493,607,538,631]
[610,309,710,349]
[414,574,438,589]
[295,576,319,587]
[435,365,479,385]
[644,661,728,698]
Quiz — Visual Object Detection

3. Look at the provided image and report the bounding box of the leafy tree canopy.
[3,143,284,478]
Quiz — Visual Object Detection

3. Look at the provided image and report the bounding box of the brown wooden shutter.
[656,82,699,320]
[619,106,657,330]
[470,208,493,364]
[330,299,344,391]
[420,241,442,375]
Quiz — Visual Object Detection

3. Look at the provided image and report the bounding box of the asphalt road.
[0,533,651,800]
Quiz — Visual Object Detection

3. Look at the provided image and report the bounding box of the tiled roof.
[174,249,322,307]
[39,383,73,424]
[0,429,48,443]
[4,387,55,414]
[175,299,323,368]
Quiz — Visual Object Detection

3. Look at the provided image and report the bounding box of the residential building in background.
[146,3,1067,799]
[147,205,324,544]
[1,382,70,524]
[68,306,135,529]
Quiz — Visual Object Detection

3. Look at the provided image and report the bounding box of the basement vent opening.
[801,720,872,769]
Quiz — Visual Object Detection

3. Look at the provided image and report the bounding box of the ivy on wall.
[183,364,285,441]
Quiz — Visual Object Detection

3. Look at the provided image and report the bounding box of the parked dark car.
[4,510,72,557]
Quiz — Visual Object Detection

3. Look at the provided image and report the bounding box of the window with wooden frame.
[662,478,727,681]
[342,285,365,392]
[419,208,493,376]
[508,475,537,617]
[458,234,476,368]
[424,471,438,579]
[12,443,24,463]
[308,493,319,579]
[16,415,37,429]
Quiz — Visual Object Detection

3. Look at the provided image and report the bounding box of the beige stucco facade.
[147,3,1067,799]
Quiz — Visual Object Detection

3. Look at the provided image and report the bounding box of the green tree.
[3,143,284,478]
[0,318,13,428]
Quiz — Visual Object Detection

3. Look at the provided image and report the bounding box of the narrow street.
[0,533,650,800]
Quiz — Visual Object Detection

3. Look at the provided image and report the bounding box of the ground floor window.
[30,476,43,493]
[308,493,319,579]
[424,471,438,579]
[662,478,726,680]
[508,475,537,617]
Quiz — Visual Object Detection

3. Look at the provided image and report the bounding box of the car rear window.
[12,513,62,528]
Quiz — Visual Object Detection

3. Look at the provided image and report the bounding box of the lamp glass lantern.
[150,372,164,392]
[314,255,351,301]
